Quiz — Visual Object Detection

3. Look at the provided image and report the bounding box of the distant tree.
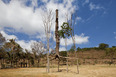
[77,47,81,51]
[59,51,67,57]
[0,33,6,67]
[3,39,22,67]
[25,49,32,67]
[99,43,109,49]
[31,41,46,66]
[93,47,99,50]
[0,48,5,59]
[106,47,116,65]
[59,51,67,63]
[0,47,6,68]
[19,51,28,67]
[31,48,37,66]
[112,46,116,48]
[69,45,75,52]
[0,33,5,47]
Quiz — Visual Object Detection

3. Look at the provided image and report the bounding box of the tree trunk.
[55,9,59,56]
[74,40,79,74]
[65,38,68,72]
[55,9,60,72]
[77,58,79,73]
[0,60,1,69]
[58,60,60,71]
[11,60,13,67]
[47,38,50,73]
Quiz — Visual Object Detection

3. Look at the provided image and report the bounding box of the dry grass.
[0,68,56,77]
[0,65,116,77]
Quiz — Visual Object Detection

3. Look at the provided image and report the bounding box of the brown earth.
[0,65,116,77]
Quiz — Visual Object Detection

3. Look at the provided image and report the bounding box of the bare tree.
[69,12,79,74]
[31,42,46,55]
[42,10,53,73]
[61,11,79,73]
[31,41,46,66]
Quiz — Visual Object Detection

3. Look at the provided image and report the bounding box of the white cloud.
[82,0,89,6]
[59,47,66,51]
[36,34,46,41]
[0,0,77,40]
[17,40,36,51]
[85,0,89,3]
[31,0,38,8]
[0,31,17,40]
[89,3,104,11]
[77,16,82,21]
[0,30,35,52]
[114,32,116,34]
[114,32,116,39]
[60,33,89,46]
[41,0,49,3]
[0,0,44,35]
[0,0,87,51]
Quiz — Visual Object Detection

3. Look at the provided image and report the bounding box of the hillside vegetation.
[0,32,116,69]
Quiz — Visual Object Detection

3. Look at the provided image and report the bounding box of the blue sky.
[77,0,116,47]
[0,0,116,51]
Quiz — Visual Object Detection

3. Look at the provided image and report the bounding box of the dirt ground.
[0,65,116,77]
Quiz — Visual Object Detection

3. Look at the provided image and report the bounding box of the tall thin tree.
[69,12,79,74]
[42,10,53,73]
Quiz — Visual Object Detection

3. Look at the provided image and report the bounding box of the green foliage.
[0,33,6,59]
[105,47,116,57]
[112,46,116,48]
[99,43,109,49]
[77,46,103,52]
[59,22,72,38]
[77,47,81,51]
[59,51,67,62]
[0,33,6,46]
[0,33,46,68]
[3,39,23,59]
[58,30,65,38]
[30,58,34,65]
[105,47,116,65]
[1,64,5,69]
[59,51,67,57]
[0,47,6,58]
[78,48,92,51]
[0,32,116,68]
[69,45,75,52]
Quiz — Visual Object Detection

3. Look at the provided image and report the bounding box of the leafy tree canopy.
[99,43,109,49]
[59,22,72,38]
